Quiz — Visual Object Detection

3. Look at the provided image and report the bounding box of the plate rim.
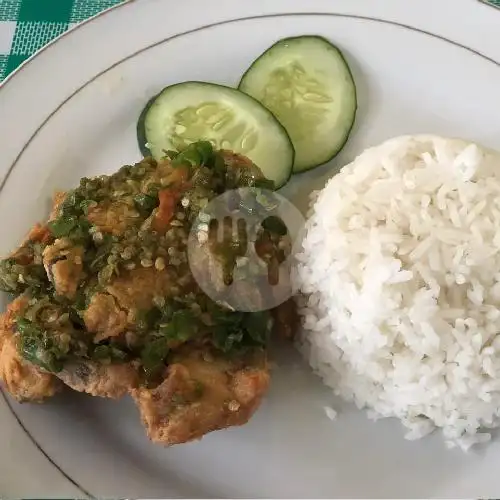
[0,390,93,497]
[2,11,499,198]
[1,2,500,497]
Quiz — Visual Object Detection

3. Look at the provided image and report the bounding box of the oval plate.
[1,0,500,497]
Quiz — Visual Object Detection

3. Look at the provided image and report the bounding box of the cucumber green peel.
[239,35,357,173]
[137,82,294,189]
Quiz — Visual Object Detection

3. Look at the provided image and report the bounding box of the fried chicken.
[131,348,269,445]
[0,143,297,446]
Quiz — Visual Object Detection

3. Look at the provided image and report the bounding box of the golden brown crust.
[106,266,173,312]
[50,191,67,220]
[42,238,85,299]
[0,297,61,402]
[84,293,128,342]
[57,360,138,398]
[86,201,139,236]
[83,265,177,341]
[131,349,269,446]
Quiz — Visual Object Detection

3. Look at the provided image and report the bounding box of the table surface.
[0,0,122,81]
[0,0,500,83]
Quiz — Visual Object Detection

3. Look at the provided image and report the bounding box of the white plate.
[1,0,500,497]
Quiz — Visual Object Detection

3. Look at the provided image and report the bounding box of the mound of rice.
[296,135,500,451]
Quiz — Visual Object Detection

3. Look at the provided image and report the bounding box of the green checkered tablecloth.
[0,0,122,81]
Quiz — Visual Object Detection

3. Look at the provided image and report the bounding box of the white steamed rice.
[296,135,500,451]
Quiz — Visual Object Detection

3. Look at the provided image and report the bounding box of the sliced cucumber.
[137,81,294,189]
[239,35,357,173]
[137,93,158,158]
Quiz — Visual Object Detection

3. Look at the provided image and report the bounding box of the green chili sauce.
[0,142,289,384]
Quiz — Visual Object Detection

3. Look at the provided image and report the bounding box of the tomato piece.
[153,190,179,232]
[152,165,192,232]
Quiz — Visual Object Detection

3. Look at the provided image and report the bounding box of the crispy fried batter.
[83,267,175,341]
[84,293,128,342]
[87,201,139,236]
[50,191,67,220]
[43,238,84,299]
[107,266,173,312]
[131,349,269,445]
[26,223,52,245]
[57,360,138,398]
[0,297,61,402]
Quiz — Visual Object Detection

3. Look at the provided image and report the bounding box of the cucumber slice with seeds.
[239,35,357,173]
[137,81,294,189]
